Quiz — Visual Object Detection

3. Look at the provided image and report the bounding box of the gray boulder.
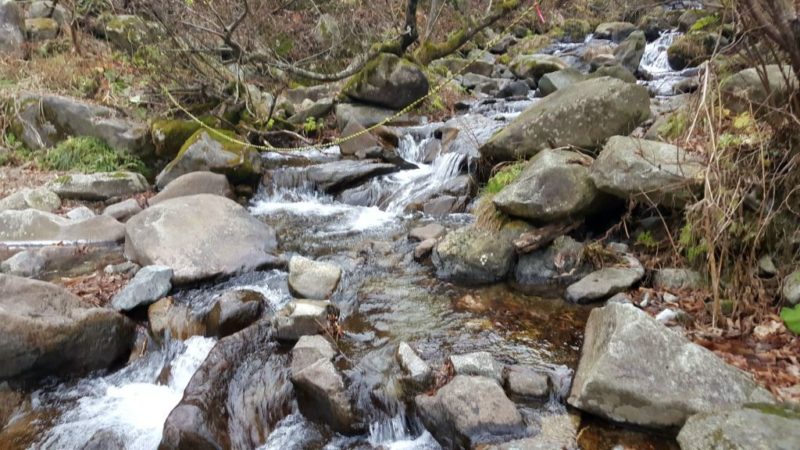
[343,53,429,110]
[568,303,774,428]
[291,335,335,374]
[124,194,278,284]
[10,93,152,156]
[97,14,162,53]
[47,172,148,201]
[509,54,567,79]
[0,274,135,381]
[677,405,800,450]
[102,198,142,222]
[288,97,335,125]
[0,0,24,57]
[590,136,705,208]
[397,342,432,388]
[480,77,650,162]
[29,2,71,27]
[150,171,233,205]
[505,365,549,397]
[594,21,637,42]
[0,187,60,212]
[450,352,502,382]
[291,359,359,434]
[65,206,95,221]
[307,160,397,193]
[205,289,264,338]
[720,64,798,114]
[1,245,119,279]
[25,17,58,41]
[288,256,342,300]
[653,268,704,291]
[334,103,417,131]
[415,375,527,448]
[409,223,446,242]
[155,130,262,189]
[432,225,517,285]
[538,68,587,96]
[565,255,644,303]
[514,236,591,293]
[273,299,332,341]
[614,30,646,73]
[111,265,173,311]
[493,149,600,222]
[338,121,383,157]
[783,270,800,306]
[0,209,125,244]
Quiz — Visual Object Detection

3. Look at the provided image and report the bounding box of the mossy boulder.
[342,53,429,110]
[509,54,567,80]
[432,225,521,285]
[678,9,713,32]
[613,30,646,73]
[155,129,261,189]
[594,22,636,43]
[538,68,587,96]
[638,7,682,42]
[667,32,718,70]
[0,0,24,58]
[559,19,593,43]
[590,64,637,83]
[719,64,798,115]
[150,118,215,159]
[97,14,162,52]
[25,17,58,42]
[29,1,71,27]
[507,34,552,58]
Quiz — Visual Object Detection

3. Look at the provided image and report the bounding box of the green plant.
[635,231,659,249]
[482,162,525,195]
[302,117,324,134]
[40,136,148,175]
[658,111,689,140]
[679,222,707,265]
[690,15,720,32]
[780,305,800,334]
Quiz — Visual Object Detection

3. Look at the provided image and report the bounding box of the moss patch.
[151,117,216,158]
[40,136,148,175]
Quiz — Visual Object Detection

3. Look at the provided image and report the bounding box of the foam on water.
[640,30,699,96]
[35,336,216,450]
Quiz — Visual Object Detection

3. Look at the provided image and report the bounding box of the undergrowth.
[40,136,148,175]
[475,161,526,230]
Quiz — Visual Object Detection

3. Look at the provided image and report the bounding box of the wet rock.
[505,365,549,397]
[415,375,526,448]
[150,171,234,205]
[291,335,335,374]
[288,255,342,300]
[10,93,152,156]
[409,223,446,242]
[205,289,264,338]
[124,194,278,284]
[339,121,383,157]
[592,63,638,83]
[594,21,636,42]
[568,302,774,428]
[343,53,429,110]
[538,68,587,96]
[489,413,579,450]
[0,383,25,432]
[667,32,717,70]
[84,429,126,450]
[509,54,567,79]
[421,195,469,217]
[273,299,332,341]
[590,136,705,208]
[397,342,432,388]
[102,198,142,222]
[450,352,502,382]
[565,255,644,303]
[497,80,530,98]
[0,0,24,58]
[25,17,58,41]
[307,160,397,193]
[111,265,172,311]
[334,103,416,131]
[0,274,135,381]
[514,236,590,293]
[480,77,650,162]
[783,270,800,306]
[0,187,61,212]
[291,359,359,434]
[28,2,71,27]
[720,65,798,115]
[161,322,291,450]
[614,30,646,73]
[432,225,516,285]
[414,239,437,260]
[653,268,704,291]
[147,297,206,339]
[677,405,800,450]
[493,149,600,222]
[155,130,262,189]
[65,206,95,221]
[0,209,125,244]
[47,172,149,201]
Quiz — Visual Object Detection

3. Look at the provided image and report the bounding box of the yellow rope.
[163,2,541,152]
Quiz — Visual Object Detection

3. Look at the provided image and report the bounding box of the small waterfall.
[640,31,680,74]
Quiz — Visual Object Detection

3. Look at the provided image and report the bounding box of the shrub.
[40,136,148,174]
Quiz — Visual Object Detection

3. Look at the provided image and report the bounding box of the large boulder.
[0,187,60,212]
[432,225,517,285]
[594,22,637,42]
[0,209,125,244]
[0,0,24,58]
[0,245,119,279]
[9,93,152,156]
[343,53,429,110]
[124,194,278,284]
[160,322,291,450]
[590,136,705,208]
[493,149,600,222]
[150,171,234,205]
[0,274,135,381]
[480,77,650,162]
[25,17,58,42]
[677,405,800,450]
[614,30,646,73]
[415,375,527,448]
[47,172,149,201]
[720,64,798,114]
[155,130,262,189]
[568,303,774,428]
[288,256,341,300]
[509,54,567,80]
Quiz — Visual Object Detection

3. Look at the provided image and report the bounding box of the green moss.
[667,32,717,70]
[690,15,720,32]
[40,136,148,175]
[747,403,800,420]
[483,162,526,195]
[561,19,593,43]
[659,111,689,140]
[151,118,215,158]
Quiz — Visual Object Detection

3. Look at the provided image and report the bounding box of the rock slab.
[111,265,173,311]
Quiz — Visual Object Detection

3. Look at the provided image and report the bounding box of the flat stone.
[449,352,502,382]
[677,405,800,450]
[150,171,234,205]
[1,245,120,279]
[505,365,549,397]
[47,172,149,201]
[111,265,173,311]
[432,225,518,285]
[0,209,125,244]
[102,199,142,222]
[565,256,645,303]
[568,303,775,428]
[307,160,398,193]
[0,188,60,213]
[288,255,342,300]
[65,206,95,221]
[409,223,445,242]
[291,335,336,374]
[397,342,432,387]
[273,299,332,341]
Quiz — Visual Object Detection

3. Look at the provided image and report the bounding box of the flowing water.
[5,37,694,450]
[639,30,701,96]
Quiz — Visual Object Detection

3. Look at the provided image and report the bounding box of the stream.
[12,30,691,450]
